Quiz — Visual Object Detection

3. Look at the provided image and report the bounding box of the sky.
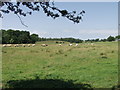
[0,2,118,40]
[3,0,119,2]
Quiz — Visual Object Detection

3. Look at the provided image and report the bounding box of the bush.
[107,36,115,42]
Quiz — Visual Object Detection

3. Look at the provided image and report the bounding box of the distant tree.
[0,1,85,27]
[85,39,90,42]
[1,29,35,44]
[100,39,107,42]
[2,30,10,44]
[18,31,31,43]
[39,37,47,41]
[95,38,99,42]
[115,35,120,39]
[30,34,39,43]
[107,36,115,42]
[91,39,94,42]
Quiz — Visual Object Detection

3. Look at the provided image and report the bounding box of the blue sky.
[1,2,118,40]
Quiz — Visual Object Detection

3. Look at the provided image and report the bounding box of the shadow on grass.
[4,78,93,89]
[112,85,120,90]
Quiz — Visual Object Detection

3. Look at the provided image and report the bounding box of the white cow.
[14,44,17,47]
[28,44,31,47]
[6,44,12,47]
[22,44,26,47]
[69,43,72,46]
[32,44,35,47]
[75,44,78,46]
[58,44,62,46]
[41,44,48,47]
[91,43,94,46]
[2,44,6,47]
[14,44,19,47]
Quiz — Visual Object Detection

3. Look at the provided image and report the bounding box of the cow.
[41,44,48,47]
[69,44,72,46]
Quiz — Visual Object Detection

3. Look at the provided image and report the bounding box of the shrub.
[111,50,114,53]
[100,53,104,55]
[64,54,67,56]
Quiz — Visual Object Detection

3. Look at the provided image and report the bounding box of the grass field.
[2,41,118,88]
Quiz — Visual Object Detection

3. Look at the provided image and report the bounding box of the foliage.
[30,34,39,43]
[1,29,118,44]
[1,29,39,44]
[107,36,115,42]
[115,35,120,39]
[39,37,83,43]
[0,1,85,24]
[85,36,116,42]
[100,39,107,42]
[1,29,84,44]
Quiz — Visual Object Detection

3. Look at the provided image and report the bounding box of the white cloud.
[58,29,118,39]
[30,30,48,37]
[63,29,73,33]
[63,29,118,36]
[77,29,118,39]
[78,29,118,35]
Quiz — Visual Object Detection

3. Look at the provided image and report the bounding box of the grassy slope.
[2,41,118,88]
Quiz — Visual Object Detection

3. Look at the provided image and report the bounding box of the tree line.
[85,35,120,42]
[1,29,39,44]
[1,29,84,44]
[39,38,83,43]
[1,29,120,44]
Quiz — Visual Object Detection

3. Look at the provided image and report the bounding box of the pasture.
[2,41,118,88]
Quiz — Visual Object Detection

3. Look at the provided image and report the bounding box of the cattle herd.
[2,44,36,47]
[2,43,94,47]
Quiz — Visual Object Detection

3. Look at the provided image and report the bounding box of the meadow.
[2,41,118,88]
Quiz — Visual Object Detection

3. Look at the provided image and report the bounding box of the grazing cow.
[22,44,26,47]
[14,44,16,47]
[14,44,19,47]
[58,44,62,46]
[75,44,78,46]
[14,44,17,47]
[32,44,35,47]
[28,44,31,47]
[6,44,12,47]
[2,44,6,47]
[17,44,19,47]
[41,44,48,47]
[69,44,72,46]
[91,43,94,46]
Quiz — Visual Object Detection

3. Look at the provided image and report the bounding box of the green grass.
[2,41,118,88]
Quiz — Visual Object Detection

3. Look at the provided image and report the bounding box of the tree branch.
[16,14,28,27]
